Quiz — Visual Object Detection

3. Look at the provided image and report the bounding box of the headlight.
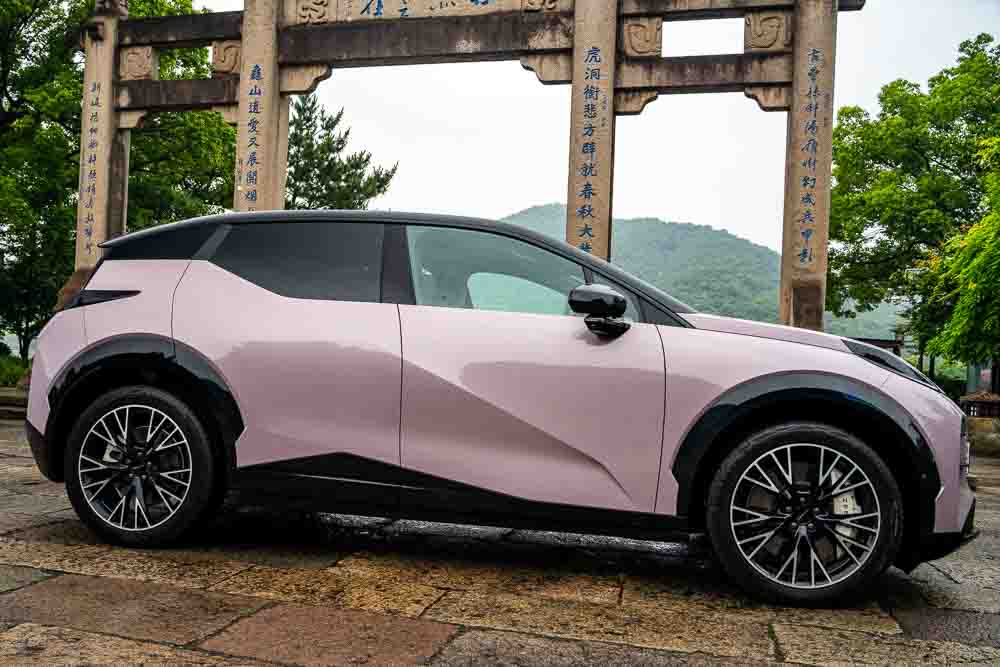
[842,339,942,393]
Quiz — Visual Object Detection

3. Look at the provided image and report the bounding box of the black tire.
[64,385,217,547]
[705,422,903,606]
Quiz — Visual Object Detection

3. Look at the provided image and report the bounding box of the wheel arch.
[45,334,243,488]
[671,372,940,565]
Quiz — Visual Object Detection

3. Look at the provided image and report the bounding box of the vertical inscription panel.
[235,0,281,211]
[779,0,838,330]
[76,15,124,267]
[565,0,618,260]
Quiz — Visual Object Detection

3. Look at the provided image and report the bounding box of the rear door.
[394,224,666,514]
[172,220,403,489]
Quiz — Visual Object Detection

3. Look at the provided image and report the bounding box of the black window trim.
[100,211,693,326]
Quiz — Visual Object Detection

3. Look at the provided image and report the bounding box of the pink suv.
[25,211,976,604]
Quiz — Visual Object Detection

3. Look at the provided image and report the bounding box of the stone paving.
[0,419,998,665]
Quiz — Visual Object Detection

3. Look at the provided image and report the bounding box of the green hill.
[501,204,901,339]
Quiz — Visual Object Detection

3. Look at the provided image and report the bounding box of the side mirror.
[569,284,631,338]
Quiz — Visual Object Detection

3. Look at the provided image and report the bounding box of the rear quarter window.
[209,222,384,302]
[103,225,216,260]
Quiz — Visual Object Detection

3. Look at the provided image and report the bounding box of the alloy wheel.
[729,443,882,589]
[77,404,193,531]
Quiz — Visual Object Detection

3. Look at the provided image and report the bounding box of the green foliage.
[928,138,1000,363]
[0,0,235,354]
[285,93,396,210]
[828,34,1000,341]
[0,355,28,387]
[127,0,236,230]
[504,204,901,338]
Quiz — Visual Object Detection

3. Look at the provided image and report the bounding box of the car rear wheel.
[65,386,216,547]
[706,422,903,605]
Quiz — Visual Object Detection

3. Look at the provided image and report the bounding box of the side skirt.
[231,453,694,542]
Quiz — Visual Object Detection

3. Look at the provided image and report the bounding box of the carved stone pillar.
[564,0,619,261]
[779,0,838,330]
[234,0,282,211]
[74,0,129,269]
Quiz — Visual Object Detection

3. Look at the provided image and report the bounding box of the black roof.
[102,210,695,315]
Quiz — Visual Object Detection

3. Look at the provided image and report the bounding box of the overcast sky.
[201,0,999,250]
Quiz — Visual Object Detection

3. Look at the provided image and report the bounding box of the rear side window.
[103,225,216,260]
[210,222,384,302]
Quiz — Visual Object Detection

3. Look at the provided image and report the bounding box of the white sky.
[200,0,1000,250]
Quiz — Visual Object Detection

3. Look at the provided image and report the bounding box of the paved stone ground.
[0,419,998,665]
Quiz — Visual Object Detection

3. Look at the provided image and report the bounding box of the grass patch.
[0,355,28,387]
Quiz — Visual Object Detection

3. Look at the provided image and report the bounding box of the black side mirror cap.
[569,283,628,318]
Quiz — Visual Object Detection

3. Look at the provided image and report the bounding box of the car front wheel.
[706,422,903,605]
[65,385,216,547]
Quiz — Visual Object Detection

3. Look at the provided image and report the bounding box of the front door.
[396,225,666,513]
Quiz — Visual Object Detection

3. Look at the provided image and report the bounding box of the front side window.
[211,222,384,301]
[406,226,585,316]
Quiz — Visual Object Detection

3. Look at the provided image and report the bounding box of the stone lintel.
[116,78,240,112]
[620,0,862,20]
[118,11,242,48]
[116,64,333,113]
[616,52,792,92]
[278,13,573,67]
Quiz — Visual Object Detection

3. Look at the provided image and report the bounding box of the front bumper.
[917,497,978,564]
[25,420,61,482]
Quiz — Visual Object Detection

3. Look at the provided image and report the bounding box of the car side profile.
[26,211,976,605]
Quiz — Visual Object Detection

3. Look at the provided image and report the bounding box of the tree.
[0,0,235,358]
[927,138,1000,382]
[285,93,396,210]
[827,34,1000,348]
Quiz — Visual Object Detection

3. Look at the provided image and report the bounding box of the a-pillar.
[74,0,129,271]
[564,0,619,261]
[234,0,283,211]
[779,0,838,330]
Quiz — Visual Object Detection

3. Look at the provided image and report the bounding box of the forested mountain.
[502,204,901,339]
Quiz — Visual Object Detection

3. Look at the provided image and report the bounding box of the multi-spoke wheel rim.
[729,443,881,590]
[78,404,193,532]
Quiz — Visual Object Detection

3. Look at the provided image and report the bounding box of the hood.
[679,313,851,354]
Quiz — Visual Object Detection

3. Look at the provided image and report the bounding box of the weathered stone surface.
[0,623,242,665]
[0,493,69,515]
[70,549,253,589]
[908,563,1000,614]
[0,538,107,571]
[431,629,767,666]
[425,590,773,659]
[894,607,1000,648]
[774,622,1000,665]
[200,603,459,666]
[0,513,64,536]
[5,519,101,545]
[0,574,266,644]
[925,530,1000,588]
[336,577,445,617]
[335,553,621,604]
[0,565,54,594]
[624,572,899,634]
[210,564,348,605]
